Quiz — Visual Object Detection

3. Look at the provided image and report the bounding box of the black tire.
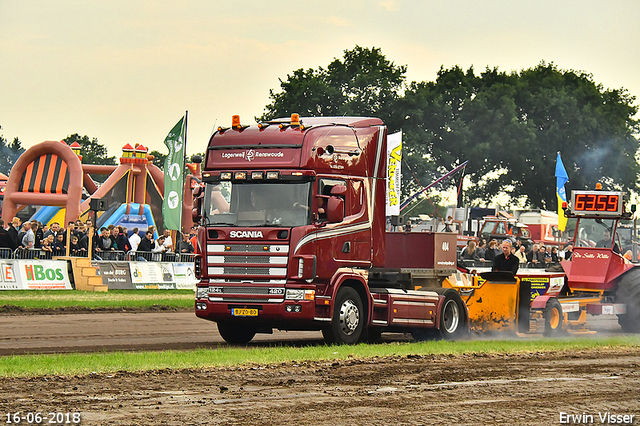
[322,286,364,345]
[363,327,383,343]
[616,268,640,333]
[412,289,468,341]
[543,298,564,337]
[217,322,256,345]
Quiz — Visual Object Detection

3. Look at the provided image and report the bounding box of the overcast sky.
[2,0,639,159]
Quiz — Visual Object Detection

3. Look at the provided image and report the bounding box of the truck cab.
[193,115,466,344]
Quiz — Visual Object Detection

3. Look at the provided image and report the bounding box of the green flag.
[162,117,185,231]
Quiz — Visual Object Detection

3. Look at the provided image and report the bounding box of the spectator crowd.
[0,217,198,260]
[459,237,573,268]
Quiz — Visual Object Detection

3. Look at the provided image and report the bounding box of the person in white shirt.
[128,228,141,252]
[162,229,172,252]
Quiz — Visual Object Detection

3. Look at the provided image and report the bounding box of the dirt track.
[0,312,638,425]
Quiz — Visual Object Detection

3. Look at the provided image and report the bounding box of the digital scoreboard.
[570,190,624,217]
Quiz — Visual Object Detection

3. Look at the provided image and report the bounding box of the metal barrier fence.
[458,259,560,269]
[0,248,195,262]
[13,248,54,260]
[125,251,196,263]
[93,250,126,261]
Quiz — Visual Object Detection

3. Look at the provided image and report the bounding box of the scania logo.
[442,241,450,251]
[229,230,264,238]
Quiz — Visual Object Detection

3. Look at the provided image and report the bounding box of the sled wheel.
[412,289,468,341]
[616,269,640,333]
[543,298,564,337]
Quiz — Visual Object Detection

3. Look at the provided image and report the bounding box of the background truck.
[193,115,469,344]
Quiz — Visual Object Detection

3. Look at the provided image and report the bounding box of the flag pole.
[181,110,188,237]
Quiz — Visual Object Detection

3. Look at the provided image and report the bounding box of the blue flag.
[555,152,569,231]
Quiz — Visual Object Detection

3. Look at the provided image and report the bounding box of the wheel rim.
[442,299,460,334]
[339,299,360,336]
[549,307,560,329]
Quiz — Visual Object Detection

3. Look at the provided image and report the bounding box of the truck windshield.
[575,218,616,248]
[203,182,312,227]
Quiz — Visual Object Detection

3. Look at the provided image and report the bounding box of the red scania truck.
[193,115,467,344]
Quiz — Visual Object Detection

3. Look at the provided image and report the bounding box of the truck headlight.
[196,287,209,299]
[285,289,315,300]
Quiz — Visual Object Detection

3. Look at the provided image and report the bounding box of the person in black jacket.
[136,231,154,261]
[0,219,17,256]
[492,239,519,275]
[7,217,20,249]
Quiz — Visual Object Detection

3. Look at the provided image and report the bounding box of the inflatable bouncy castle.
[1,140,199,234]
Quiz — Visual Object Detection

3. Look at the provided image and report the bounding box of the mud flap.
[518,280,531,333]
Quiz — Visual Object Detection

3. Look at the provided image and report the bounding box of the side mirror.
[326,196,344,223]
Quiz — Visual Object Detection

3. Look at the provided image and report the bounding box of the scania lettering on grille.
[229,230,264,238]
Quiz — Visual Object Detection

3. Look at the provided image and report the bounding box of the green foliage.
[149,149,166,170]
[0,134,25,176]
[260,49,639,208]
[259,46,406,121]
[400,62,639,208]
[63,134,117,166]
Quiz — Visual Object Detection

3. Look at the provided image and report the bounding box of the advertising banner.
[386,131,402,217]
[162,116,186,231]
[129,262,177,289]
[0,260,73,290]
[95,262,133,289]
[173,262,197,289]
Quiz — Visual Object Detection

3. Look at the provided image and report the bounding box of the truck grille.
[204,242,290,298]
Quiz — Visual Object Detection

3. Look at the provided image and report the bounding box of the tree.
[260,49,639,209]
[260,46,406,121]
[149,150,166,170]
[63,134,116,166]
[399,62,639,209]
[0,133,25,176]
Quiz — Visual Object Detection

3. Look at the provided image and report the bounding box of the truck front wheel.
[217,322,257,345]
[323,286,364,345]
[616,269,640,333]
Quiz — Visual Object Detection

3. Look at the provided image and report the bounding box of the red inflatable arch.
[2,140,83,225]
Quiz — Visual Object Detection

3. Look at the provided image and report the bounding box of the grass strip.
[0,336,638,378]
[0,290,194,310]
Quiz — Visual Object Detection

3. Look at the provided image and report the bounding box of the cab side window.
[317,178,346,221]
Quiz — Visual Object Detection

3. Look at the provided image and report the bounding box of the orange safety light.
[596,183,602,190]
[232,115,241,129]
[291,113,300,126]
[562,201,567,209]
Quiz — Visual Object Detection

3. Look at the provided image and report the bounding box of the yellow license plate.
[232,308,258,317]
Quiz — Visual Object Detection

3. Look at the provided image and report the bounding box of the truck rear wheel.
[322,286,364,345]
[543,298,564,337]
[412,289,468,341]
[616,269,640,333]
[217,322,257,345]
